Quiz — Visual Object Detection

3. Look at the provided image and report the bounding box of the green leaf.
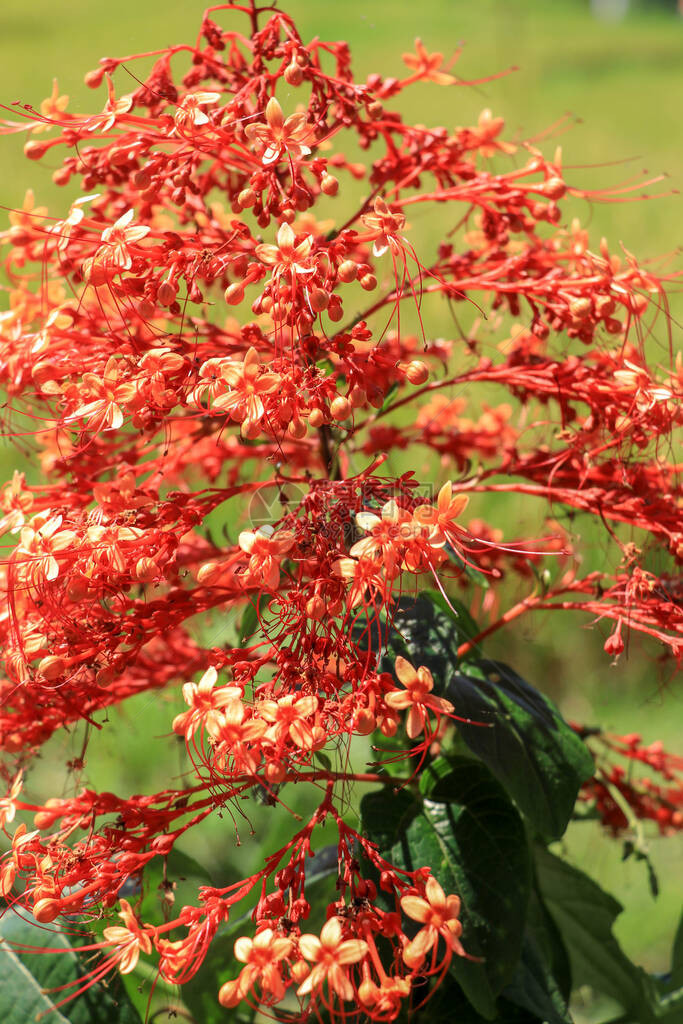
[446,661,594,840]
[421,973,546,1023]
[424,589,481,644]
[379,594,470,680]
[239,593,271,645]
[534,845,654,1023]
[377,597,593,841]
[524,885,572,1004]
[502,931,572,1024]
[0,911,143,1024]
[139,847,214,926]
[672,908,683,985]
[362,758,531,1019]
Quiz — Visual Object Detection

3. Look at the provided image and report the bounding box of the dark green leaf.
[446,661,594,840]
[534,845,654,1023]
[379,594,468,680]
[525,885,572,1003]
[239,593,271,645]
[502,931,572,1024]
[672,908,683,984]
[423,974,546,1023]
[377,597,592,841]
[362,758,531,1019]
[424,589,481,644]
[0,911,143,1024]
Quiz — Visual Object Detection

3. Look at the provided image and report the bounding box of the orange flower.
[0,471,33,537]
[351,499,418,577]
[333,555,388,610]
[239,524,295,589]
[88,77,133,133]
[103,899,154,974]
[384,656,453,739]
[414,480,469,547]
[36,79,69,128]
[175,91,221,130]
[401,39,456,86]
[400,876,464,968]
[172,666,242,740]
[83,209,150,282]
[297,916,368,1003]
[258,693,323,750]
[358,973,412,1016]
[256,221,315,278]
[66,356,135,432]
[211,347,282,434]
[16,513,78,584]
[464,108,517,157]
[613,359,673,414]
[0,771,24,829]
[207,700,268,774]
[218,927,294,1007]
[245,97,314,165]
[360,197,406,257]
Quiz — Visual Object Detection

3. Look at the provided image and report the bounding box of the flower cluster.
[576,729,683,836]
[0,3,680,1021]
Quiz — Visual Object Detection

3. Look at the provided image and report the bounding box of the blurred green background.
[1,1,681,1020]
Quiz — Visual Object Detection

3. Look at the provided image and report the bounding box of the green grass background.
[1,1,681,1020]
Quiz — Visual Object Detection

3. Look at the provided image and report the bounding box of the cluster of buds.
[576,730,683,836]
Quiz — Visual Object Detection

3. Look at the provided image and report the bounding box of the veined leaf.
[446,661,594,840]
[502,930,572,1024]
[534,845,655,1023]
[362,757,531,1019]
[0,910,143,1024]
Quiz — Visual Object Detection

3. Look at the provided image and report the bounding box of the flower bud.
[349,385,367,408]
[288,417,307,439]
[238,187,256,208]
[306,595,326,620]
[157,280,178,306]
[354,709,376,735]
[24,139,50,161]
[84,66,106,88]
[38,656,65,681]
[284,60,303,86]
[33,898,60,923]
[291,960,310,983]
[401,360,429,385]
[197,561,222,584]
[544,176,566,199]
[338,260,358,283]
[330,396,351,421]
[360,273,377,291]
[321,173,339,196]
[52,166,71,186]
[224,283,245,306]
[309,287,329,312]
[569,298,591,320]
[328,298,344,322]
[135,557,159,582]
[265,760,286,784]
